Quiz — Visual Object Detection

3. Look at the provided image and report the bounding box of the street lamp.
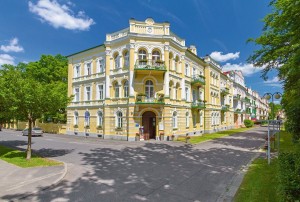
[263,92,282,164]
[263,92,282,120]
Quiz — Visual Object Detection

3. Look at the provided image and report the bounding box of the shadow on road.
[1,128,266,201]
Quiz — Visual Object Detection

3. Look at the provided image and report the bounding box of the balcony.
[221,87,230,96]
[191,100,206,109]
[221,105,230,112]
[134,59,167,75]
[233,94,241,100]
[135,94,165,105]
[234,108,242,114]
[191,75,205,86]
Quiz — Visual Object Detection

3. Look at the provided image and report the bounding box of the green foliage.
[0,54,71,159]
[278,152,300,201]
[248,0,300,140]
[234,158,280,202]
[0,145,62,167]
[244,119,254,128]
[189,128,251,144]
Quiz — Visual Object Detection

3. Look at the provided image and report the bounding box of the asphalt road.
[0,127,267,202]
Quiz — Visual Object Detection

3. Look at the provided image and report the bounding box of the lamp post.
[263,92,282,164]
[263,92,282,120]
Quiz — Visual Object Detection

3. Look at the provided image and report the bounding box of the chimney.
[189,45,197,55]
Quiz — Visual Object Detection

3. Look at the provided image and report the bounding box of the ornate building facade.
[66,18,267,141]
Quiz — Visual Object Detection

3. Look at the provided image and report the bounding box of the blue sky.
[0,0,283,97]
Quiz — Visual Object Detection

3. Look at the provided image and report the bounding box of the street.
[0,127,266,202]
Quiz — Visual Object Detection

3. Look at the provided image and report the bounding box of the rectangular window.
[74,88,79,102]
[185,87,189,101]
[115,85,119,98]
[98,59,105,73]
[98,85,104,100]
[86,86,91,101]
[74,65,80,78]
[86,63,92,75]
[185,64,189,76]
[192,67,196,77]
[124,85,128,98]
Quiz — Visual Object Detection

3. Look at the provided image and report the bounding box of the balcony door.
[145,80,154,102]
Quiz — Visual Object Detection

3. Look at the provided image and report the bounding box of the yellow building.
[67,18,234,141]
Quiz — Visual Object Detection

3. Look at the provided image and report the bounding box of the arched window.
[114,53,120,69]
[123,80,129,98]
[85,111,90,127]
[123,51,129,67]
[138,49,147,67]
[152,50,161,63]
[186,112,189,128]
[172,111,178,128]
[116,111,123,128]
[145,80,154,100]
[138,49,147,60]
[211,113,214,126]
[74,111,79,126]
[114,82,119,98]
[169,53,174,70]
[169,81,173,99]
[97,111,103,127]
[175,56,179,72]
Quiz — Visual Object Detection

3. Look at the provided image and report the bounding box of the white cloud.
[0,38,24,53]
[28,0,95,31]
[222,62,263,76]
[210,51,240,62]
[264,76,282,87]
[0,54,15,66]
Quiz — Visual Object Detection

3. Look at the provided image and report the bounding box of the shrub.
[278,152,300,201]
[244,119,254,128]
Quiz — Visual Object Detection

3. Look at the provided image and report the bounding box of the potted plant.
[97,125,102,130]
[84,125,90,129]
[115,127,122,131]
[157,93,164,102]
[136,132,140,141]
[171,134,175,141]
[203,100,207,103]
[74,124,78,128]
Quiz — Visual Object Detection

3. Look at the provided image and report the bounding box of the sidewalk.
[0,159,67,201]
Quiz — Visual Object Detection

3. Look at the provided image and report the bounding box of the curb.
[17,160,68,200]
[216,150,263,202]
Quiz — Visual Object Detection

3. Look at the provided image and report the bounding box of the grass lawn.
[0,145,62,168]
[234,131,299,202]
[186,127,252,144]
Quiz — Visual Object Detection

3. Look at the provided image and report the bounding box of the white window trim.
[85,85,92,101]
[73,87,80,102]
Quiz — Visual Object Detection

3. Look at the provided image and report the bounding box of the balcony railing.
[191,75,205,86]
[221,87,230,95]
[191,101,206,109]
[221,105,230,111]
[135,95,164,104]
[134,59,167,71]
[233,94,241,100]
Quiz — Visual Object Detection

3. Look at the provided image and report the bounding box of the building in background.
[67,18,268,141]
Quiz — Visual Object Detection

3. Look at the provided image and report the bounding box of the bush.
[244,119,254,128]
[278,152,300,201]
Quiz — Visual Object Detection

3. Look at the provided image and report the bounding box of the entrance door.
[142,111,156,140]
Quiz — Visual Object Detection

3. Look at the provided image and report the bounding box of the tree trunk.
[26,114,32,160]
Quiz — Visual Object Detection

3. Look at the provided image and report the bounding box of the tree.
[248,0,300,140]
[0,55,70,159]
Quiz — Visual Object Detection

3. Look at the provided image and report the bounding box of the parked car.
[22,127,43,137]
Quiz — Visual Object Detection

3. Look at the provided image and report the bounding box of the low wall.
[4,121,66,134]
